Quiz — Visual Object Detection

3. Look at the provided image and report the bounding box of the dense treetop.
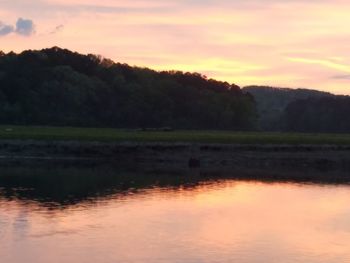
[0,47,256,130]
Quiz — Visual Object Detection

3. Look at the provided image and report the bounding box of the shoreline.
[0,140,349,170]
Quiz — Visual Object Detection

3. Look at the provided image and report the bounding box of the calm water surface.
[0,166,350,263]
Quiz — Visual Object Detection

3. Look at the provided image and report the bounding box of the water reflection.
[1,164,350,209]
[1,164,350,263]
[0,165,207,209]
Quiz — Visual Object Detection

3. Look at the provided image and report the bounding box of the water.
[1,165,350,263]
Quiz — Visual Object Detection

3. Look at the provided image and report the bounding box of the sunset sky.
[1,0,350,94]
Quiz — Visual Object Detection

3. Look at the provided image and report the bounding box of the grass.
[0,125,350,145]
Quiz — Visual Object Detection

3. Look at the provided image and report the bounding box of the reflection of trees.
[0,164,350,210]
[0,165,204,208]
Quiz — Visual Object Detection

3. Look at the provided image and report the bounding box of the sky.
[1,0,350,94]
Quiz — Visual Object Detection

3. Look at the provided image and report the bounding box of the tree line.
[1,47,350,133]
[0,47,256,130]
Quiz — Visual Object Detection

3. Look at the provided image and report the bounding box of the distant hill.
[243,86,334,131]
[0,47,256,130]
[284,95,350,133]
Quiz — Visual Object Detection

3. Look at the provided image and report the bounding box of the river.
[0,165,350,263]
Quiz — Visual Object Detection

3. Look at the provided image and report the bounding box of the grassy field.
[0,125,350,145]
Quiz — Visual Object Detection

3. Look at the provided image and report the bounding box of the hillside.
[0,47,256,130]
[243,86,334,131]
[284,95,350,133]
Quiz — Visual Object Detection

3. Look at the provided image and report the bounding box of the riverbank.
[1,140,350,171]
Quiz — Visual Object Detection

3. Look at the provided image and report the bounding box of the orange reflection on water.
[1,181,350,263]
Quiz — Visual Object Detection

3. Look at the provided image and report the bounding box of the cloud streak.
[0,22,14,36]
[0,18,35,37]
[15,18,35,36]
[49,24,64,35]
[287,57,350,74]
[331,75,350,80]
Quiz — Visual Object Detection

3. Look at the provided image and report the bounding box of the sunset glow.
[2,0,350,94]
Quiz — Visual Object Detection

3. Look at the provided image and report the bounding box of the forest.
[0,47,256,130]
[1,47,350,133]
[244,86,350,133]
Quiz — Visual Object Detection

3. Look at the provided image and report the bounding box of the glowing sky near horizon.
[1,0,350,94]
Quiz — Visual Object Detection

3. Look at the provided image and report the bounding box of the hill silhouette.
[243,86,335,131]
[1,47,350,133]
[0,47,256,130]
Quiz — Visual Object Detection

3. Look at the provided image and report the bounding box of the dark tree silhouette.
[0,47,257,130]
